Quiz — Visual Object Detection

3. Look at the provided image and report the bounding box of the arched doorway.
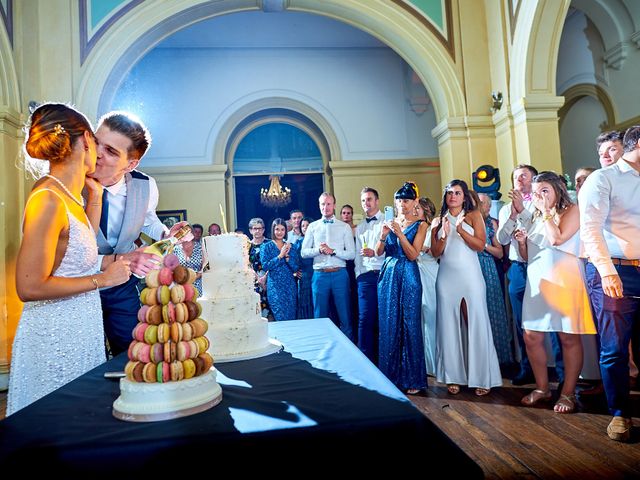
[226,110,330,230]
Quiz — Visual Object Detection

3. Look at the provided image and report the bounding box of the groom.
[87,111,182,356]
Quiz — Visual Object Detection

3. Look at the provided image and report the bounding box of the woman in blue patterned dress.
[295,217,314,319]
[476,193,513,366]
[376,182,428,394]
[261,218,299,320]
[174,223,204,296]
[248,218,272,319]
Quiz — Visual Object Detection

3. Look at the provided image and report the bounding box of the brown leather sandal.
[521,389,552,406]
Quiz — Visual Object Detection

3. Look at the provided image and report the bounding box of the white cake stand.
[113,369,223,422]
[212,338,284,363]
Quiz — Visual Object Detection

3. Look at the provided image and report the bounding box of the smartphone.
[384,206,394,221]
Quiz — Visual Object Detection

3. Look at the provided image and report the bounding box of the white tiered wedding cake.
[201,233,282,361]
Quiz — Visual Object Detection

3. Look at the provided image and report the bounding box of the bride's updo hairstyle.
[25,103,93,165]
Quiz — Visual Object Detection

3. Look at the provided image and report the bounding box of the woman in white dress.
[516,171,596,414]
[7,103,131,415]
[416,197,438,376]
[430,180,502,396]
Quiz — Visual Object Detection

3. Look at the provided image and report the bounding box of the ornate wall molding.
[79,0,144,64]
[603,42,628,70]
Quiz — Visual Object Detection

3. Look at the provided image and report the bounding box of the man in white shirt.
[87,112,183,355]
[579,125,640,442]
[301,192,356,340]
[354,187,385,364]
[497,165,564,386]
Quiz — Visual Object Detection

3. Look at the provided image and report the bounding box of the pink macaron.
[138,342,151,363]
[158,267,173,286]
[176,341,190,362]
[137,305,150,323]
[127,340,138,361]
[133,323,149,342]
[150,342,163,363]
[164,253,180,270]
[183,283,195,302]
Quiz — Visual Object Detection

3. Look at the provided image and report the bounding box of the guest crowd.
[6,102,639,443]
[241,128,639,442]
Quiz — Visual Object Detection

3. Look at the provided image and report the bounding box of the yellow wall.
[330,159,441,221]
[0,110,25,383]
[148,166,228,230]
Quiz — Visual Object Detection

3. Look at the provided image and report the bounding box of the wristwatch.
[330,251,336,256]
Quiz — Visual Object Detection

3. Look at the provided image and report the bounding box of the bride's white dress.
[435,211,502,389]
[7,189,105,415]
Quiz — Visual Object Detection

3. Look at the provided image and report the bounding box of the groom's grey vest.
[96,170,150,255]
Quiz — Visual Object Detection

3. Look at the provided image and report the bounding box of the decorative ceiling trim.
[79,0,144,64]
[507,0,521,42]
[391,0,454,60]
[0,0,13,47]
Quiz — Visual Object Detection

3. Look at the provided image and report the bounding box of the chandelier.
[260,175,292,208]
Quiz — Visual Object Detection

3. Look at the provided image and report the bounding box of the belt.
[511,260,527,266]
[319,267,343,273]
[611,258,640,267]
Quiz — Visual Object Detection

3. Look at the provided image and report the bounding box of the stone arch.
[211,94,341,170]
[225,111,330,176]
[75,0,465,123]
[222,104,334,225]
[559,83,616,129]
[572,0,633,53]
[510,0,571,101]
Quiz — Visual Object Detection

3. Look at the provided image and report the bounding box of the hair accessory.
[53,124,65,136]
[394,181,419,200]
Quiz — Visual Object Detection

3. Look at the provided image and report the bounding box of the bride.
[7,103,131,415]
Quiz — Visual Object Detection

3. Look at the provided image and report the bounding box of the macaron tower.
[112,254,223,422]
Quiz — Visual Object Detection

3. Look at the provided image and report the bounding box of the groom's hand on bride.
[122,248,162,277]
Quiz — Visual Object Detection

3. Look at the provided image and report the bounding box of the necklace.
[44,174,85,207]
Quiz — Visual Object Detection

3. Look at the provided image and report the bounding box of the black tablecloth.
[0,319,481,477]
